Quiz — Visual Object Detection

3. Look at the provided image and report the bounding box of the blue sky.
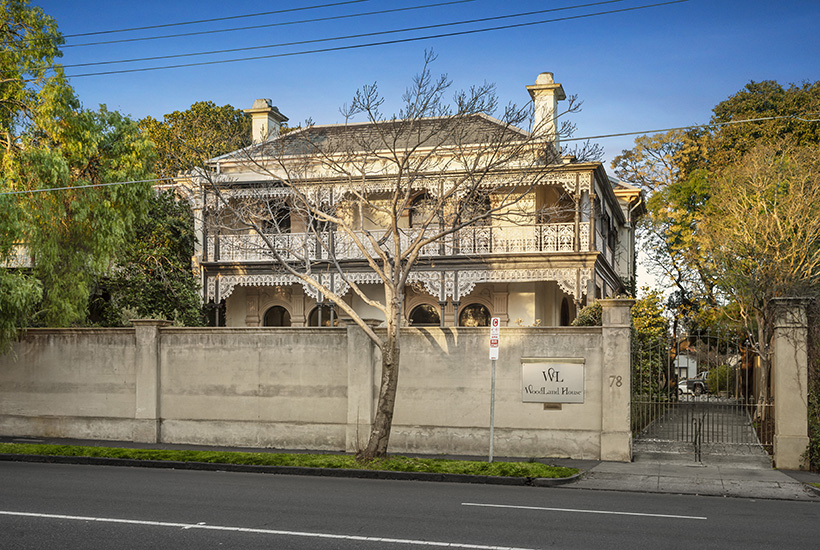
[32,0,820,168]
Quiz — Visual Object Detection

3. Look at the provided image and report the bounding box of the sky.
[31,0,820,169]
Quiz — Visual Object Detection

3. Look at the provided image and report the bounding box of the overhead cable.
[62,0,480,48]
[60,0,626,68]
[3,113,817,196]
[64,1,688,78]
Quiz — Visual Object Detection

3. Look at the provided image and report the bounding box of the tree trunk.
[359,293,402,460]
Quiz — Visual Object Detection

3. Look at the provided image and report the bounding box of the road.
[1,461,819,549]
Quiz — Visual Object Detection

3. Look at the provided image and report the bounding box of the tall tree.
[1,0,154,350]
[91,190,203,327]
[700,143,820,405]
[612,78,820,327]
[195,53,594,458]
[140,101,251,181]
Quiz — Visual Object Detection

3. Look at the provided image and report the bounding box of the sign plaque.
[521,358,585,404]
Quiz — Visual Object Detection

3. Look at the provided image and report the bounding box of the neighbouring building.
[186,73,643,328]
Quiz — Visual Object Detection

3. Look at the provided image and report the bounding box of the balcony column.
[589,192,598,253]
[439,271,446,328]
[451,271,460,326]
[201,186,209,262]
[573,190,581,253]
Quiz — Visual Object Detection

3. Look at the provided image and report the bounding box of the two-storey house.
[190,73,642,328]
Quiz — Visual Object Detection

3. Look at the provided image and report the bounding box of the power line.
[0,177,177,196]
[60,0,626,69]
[62,0,371,38]
[3,113,817,197]
[561,115,820,143]
[64,1,688,78]
[62,0,480,49]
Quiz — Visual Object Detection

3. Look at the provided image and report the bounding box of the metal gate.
[631,327,774,463]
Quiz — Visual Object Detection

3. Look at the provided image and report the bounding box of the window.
[409,193,437,228]
[459,304,491,327]
[263,305,291,327]
[308,304,339,327]
[409,304,440,326]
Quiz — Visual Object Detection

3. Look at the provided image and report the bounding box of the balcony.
[0,245,32,268]
[205,223,593,263]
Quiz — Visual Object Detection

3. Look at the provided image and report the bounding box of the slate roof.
[214,113,531,162]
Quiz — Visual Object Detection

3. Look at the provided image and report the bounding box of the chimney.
[244,99,289,143]
[526,72,566,152]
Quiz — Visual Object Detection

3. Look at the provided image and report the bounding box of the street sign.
[489,317,501,360]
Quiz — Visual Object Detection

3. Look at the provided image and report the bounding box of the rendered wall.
[0,301,634,460]
[0,329,137,440]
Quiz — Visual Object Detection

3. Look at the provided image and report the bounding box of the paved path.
[565,460,819,501]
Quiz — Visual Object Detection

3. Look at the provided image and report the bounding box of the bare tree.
[194,54,594,459]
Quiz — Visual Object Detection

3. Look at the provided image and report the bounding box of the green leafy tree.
[1,0,154,350]
[613,79,820,328]
[0,0,65,152]
[700,143,820,405]
[140,101,251,180]
[92,190,203,326]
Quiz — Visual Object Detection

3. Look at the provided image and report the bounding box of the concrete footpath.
[558,459,820,501]
[2,437,819,502]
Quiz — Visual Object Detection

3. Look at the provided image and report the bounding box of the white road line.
[0,510,537,550]
[462,503,707,521]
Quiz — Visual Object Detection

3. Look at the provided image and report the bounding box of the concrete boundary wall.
[0,300,635,460]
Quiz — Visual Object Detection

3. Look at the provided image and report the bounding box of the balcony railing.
[0,245,32,268]
[206,223,590,263]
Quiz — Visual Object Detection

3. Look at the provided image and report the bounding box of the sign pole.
[488,317,501,463]
[489,357,496,463]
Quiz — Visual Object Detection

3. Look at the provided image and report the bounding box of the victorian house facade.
[190,73,643,328]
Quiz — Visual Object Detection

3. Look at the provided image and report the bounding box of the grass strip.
[0,443,576,479]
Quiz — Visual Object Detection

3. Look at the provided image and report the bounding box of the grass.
[0,443,578,479]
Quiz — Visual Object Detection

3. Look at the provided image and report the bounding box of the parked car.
[678,373,708,396]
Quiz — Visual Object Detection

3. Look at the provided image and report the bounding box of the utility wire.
[64,1,688,78]
[60,0,626,68]
[0,177,177,196]
[62,0,480,49]
[62,0,372,38]
[561,115,820,142]
[3,113,817,196]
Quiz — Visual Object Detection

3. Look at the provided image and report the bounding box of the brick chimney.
[244,99,288,143]
[526,73,566,152]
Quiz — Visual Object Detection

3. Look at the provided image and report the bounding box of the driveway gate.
[631,327,774,463]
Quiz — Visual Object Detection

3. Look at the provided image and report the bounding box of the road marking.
[462,503,707,521]
[0,510,536,549]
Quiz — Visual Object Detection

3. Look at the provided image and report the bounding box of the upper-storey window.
[409,193,438,228]
[261,198,291,233]
[458,191,491,227]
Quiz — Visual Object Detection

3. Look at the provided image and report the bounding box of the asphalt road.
[1,461,819,549]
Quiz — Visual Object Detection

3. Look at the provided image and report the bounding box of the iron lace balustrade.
[205,223,589,262]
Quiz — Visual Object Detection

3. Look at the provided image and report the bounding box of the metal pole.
[489,358,497,463]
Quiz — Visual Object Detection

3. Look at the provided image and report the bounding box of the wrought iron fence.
[632,325,774,457]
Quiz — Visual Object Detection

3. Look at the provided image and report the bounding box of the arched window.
[409,304,440,326]
[263,305,291,327]
[308,304,339,327]
[560,298,571,326]
[459,303,491,327]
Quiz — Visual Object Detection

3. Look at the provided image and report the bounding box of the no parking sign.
[489,317,500,360]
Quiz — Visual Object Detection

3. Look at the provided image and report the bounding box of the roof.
[213,113,532,162]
